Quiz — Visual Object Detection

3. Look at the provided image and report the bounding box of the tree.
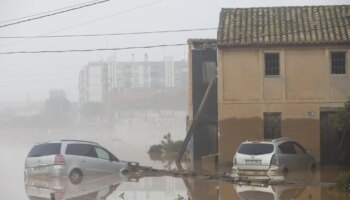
[332,98,350,163]
[333,99,350,135]
[44,89,72,124]
[147,133,184,169]
[148,144,163,161]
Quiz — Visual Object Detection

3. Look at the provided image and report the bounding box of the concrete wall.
[217,46,350,167]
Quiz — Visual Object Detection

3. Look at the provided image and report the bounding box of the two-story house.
[217,5,350,169]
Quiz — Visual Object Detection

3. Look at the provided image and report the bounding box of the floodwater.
[1,128,349,200]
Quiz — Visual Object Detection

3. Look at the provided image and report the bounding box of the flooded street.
[0,127,188,200]
[1,128,349,200]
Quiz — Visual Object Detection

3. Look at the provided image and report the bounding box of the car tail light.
[54,154,65,165]
[270,154,278,165]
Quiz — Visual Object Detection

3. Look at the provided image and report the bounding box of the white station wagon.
[25,140,128,184]
[232,138,315,180]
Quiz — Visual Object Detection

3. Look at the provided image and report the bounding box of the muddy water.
[1,129,349,200]
[0,128,186,199]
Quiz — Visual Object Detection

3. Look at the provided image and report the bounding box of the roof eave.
[217,41,350,49]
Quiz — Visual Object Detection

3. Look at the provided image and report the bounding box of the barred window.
[331,52,346,74]
[265,53,280,76]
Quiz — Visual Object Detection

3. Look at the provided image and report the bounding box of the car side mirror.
[110,156,118,162]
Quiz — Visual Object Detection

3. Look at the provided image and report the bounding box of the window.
[28,143,61,157]
[238,143,274,155]
[66,144,97,158]
[264,112,282,139]
[292,142,306,154]
[331,52,346,74]
[265,53,280,76]
[95,147,110,160]
[279,142,296,154]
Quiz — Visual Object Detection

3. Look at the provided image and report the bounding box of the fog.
[0,0,347,101]
[0,0,349,199]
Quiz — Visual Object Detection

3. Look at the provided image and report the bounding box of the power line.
[0,28,218,39]
[0,0,103,24]
[0,43,187,55]
[44,0,165,34]
[0,0,165,47]
[2,17,347,54]
[0,0,110,28]
[0,78,75,83]
[2,27,349,54]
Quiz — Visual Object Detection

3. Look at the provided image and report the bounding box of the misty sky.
[0,0,348,102]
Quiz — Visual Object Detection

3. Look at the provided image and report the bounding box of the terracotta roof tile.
[218,5,350,47]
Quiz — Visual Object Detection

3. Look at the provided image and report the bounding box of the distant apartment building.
[79,55,188,103]
[107,54,151,90]
[78,61,108,103]
[107,54,187,90]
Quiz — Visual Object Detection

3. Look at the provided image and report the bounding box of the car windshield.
[27,143,61,157]
[238,143,274,155]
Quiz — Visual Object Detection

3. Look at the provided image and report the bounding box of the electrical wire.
[0,0,104,24]
[0,0,165,47]
[43,0,165,35]
[1,22,349,55]
[0,28,217,39]
[0,0,110,28]
[0,78,75,83]
[0,43,187,55]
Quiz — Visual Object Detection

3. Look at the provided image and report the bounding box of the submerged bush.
[335,172,350,192]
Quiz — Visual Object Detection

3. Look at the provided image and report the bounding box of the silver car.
[232,138,316,180]
[25,140,128,184]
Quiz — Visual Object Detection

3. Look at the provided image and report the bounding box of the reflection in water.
[234,184,305,200]
[25,174,187,200]
[25,174,127,200]
[23,168,347,200]
[183,168,339,200]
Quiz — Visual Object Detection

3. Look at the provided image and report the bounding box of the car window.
[95,147,110,160]
[239,191,274,200]
[292,142,306,154]
[65,144,97,158]
[28,143,61,157]
[279,142,296,154]
[238,143,274,155]
[111,154,119,162]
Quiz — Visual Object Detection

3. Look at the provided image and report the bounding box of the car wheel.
[69,169,83,185]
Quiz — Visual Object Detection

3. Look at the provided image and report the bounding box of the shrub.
[335,172,350,192]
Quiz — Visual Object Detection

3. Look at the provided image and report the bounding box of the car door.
[94,146,118,174]
[278,142,298,170]
[65,143,100,175]
[291,142,310,171]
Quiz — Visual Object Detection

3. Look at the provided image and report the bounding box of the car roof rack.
[60,139,99,145]
[271,137,292,143]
